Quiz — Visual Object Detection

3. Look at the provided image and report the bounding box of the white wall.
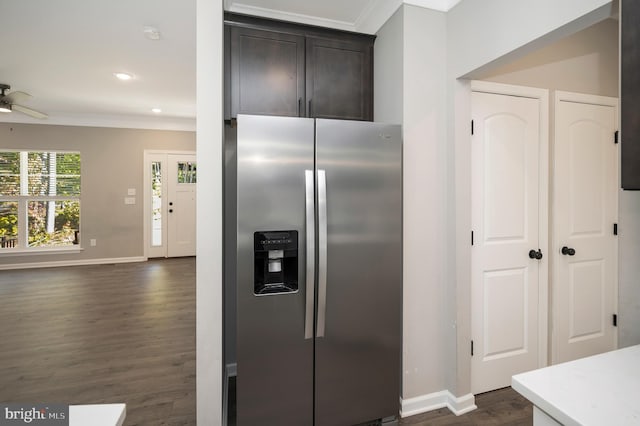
[0,124,195,268]
[376,4,450,403]
[477,16,640,351]
[448,0,615,79]
[374,8,403,124]
[480,18,619,98]
[194,0,624,421]
[447,0,616,397]
[478,17,640,350]
[196,0,223,424]
[457,3,640,354]
[401,4,450,400]
[619,192,640,347]
[372,1,619,414]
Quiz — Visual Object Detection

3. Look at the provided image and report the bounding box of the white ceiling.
[0,0,460,131]
[0,0,196,130]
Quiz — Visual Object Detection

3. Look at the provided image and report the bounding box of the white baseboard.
[400,390,476,418]
[0,256,147,270]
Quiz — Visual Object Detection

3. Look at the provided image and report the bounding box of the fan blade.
[12,104,48,119]
[4,91,32,104]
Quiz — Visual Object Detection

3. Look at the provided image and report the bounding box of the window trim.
[0,150,81,253]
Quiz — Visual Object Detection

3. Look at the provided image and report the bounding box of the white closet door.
[553,93,618,364]
[471,88,547,394]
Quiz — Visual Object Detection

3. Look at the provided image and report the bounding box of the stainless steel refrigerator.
[234,114,402,425]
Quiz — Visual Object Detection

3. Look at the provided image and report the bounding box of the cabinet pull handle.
[308,99,312,117]
[298,98,302,117]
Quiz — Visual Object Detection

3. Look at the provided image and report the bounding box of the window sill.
[0,247,84,257]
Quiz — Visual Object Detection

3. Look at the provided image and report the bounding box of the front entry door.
[167,154,197,257]
[553,93,618,364]
[471,86,548,394]
[146,152,196,258]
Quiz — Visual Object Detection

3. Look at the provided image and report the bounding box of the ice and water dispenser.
[253,231,298,295]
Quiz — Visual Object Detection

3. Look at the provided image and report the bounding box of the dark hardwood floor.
[227,384,531,425]
[399,387,532,425]
[0,258,196,426]
[0,258,532,425]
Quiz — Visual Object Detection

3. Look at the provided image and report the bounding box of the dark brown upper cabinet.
[230,26,305,118]
[622,0,640,189]
[225,13,375,122]
[306,37,373,121]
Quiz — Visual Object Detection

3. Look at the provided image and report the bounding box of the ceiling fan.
[0,84,48,119]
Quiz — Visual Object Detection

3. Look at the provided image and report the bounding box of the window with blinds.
[0,151,81,250]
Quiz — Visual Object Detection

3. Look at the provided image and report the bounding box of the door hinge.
[471,230,474,246]
[471,340,474,356]
[615,130,619,144]
[613,314,618,327]
[471,120,475,135]
[614,223,618,236]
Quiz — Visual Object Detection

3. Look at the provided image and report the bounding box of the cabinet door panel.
[306,37,373,121]
[230,27,305,118]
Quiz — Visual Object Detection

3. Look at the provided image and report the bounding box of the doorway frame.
[469,80,550,390]
[143,149,197,259]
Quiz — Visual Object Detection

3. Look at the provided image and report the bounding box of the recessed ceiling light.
[151,108,162,113]
[114,72,133,81]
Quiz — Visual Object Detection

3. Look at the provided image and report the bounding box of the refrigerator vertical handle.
[304,170,315,340]
[317,169,328,338]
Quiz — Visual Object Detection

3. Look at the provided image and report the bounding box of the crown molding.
[0,112,196,132]
[403,0,463,13]
[355,0,461,34]
[225,0,464,35]
[226,2,357,32]
[355,0,403,34]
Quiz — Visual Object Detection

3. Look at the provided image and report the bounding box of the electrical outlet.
[90,239,97,247]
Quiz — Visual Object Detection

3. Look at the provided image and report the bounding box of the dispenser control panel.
[253,230,298,295]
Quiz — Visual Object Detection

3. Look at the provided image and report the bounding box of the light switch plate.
[128,188,136,196]
[125,197,136,205]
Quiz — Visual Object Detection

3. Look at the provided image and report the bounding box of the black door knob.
[561,246,576,256]
[529,249,543,260]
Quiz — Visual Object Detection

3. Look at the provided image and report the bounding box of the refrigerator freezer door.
[314,119,402,425]
[236,115,315,425]
[316,169,328,338]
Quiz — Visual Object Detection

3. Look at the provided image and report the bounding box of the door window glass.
[151,161,162,247]
[177,162,197,184]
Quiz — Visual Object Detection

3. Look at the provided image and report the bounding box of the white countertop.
[69,404,126,426]
[512,345,640,426]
